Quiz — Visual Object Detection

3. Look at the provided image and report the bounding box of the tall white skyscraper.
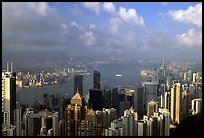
[2,62,16,126]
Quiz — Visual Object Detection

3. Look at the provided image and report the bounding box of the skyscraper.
[65,91,87,136]
[93,71,100,89]
[74,75,83,96]
[89,89,103,111]
[78,109,102,136]
[2,62,16,126]
[191,98,202,115]
[170,83,181,123]
[134,86,144,118]
[160,92,170,110]
[143,82,159,109]
[147,100,158,117]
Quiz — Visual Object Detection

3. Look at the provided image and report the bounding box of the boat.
[116,74,122,77]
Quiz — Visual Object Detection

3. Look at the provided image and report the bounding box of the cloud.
[110,18,122,33]
[168,3,202,27]
[103,2,116,13]
[176,28,202,47]
[70,21,79,28]
[89,24,95,30]
[119,6,145,27]
[79,31,96,46]
[82,2,101,14]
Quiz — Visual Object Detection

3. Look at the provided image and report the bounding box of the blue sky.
[2,2,202,63]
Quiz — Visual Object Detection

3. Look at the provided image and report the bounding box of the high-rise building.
[170,83,181,123]
[143,82,159,109]
[25,112,41,136]
[78,109,102,136]
[102,88,111,108]
[23,108,59,136]
[93,71,100,89]
[160,92,170,110]
[58,119,65,136]
[158,108,170,136]
[181,91,189,115]
[2,62,16,127]
[111,88,120,112]
[65,91,87,136]
[89,89,103,111]
[105,108,137,136]
[74,75,83,96]
[191,98,202,115]
[14,104,22,136]
[2,123,16,136]
[134,86,144,118]
[147,100,158,117]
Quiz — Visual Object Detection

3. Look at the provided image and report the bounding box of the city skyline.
[2,2,202,65]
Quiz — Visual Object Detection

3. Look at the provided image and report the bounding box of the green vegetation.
[170,112,202,136]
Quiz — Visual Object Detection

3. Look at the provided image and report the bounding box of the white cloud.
[176,28,202,47]
[79,31,96,46]
[82,2,101,14]
[103,2,116,13]
[70,21,79,28]
[89,24,95,30]
[61,24,67,30]
[119,6,145,27]
[168,3,202,27]
[110,18,122,33]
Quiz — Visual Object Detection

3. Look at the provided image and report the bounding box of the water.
[18,63,155,105]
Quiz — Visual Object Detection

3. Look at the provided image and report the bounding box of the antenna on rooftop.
[7,62,9,72]
[11,62,13,73]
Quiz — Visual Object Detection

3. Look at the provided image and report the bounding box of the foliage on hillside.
[170,112,202,136]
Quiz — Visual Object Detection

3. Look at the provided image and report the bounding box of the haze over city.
[2,2,202,67]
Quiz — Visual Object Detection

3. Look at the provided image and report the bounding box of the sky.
[2,2,202,64]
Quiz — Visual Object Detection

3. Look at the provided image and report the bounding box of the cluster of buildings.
[2,61,202,136]
[16,70,65,88]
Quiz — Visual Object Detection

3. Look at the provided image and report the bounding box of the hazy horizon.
[2,2,202,66]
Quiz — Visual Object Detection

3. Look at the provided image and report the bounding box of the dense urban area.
[2,59,202,136]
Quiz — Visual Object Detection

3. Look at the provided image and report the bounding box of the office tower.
[93,70,100,89]
[103,88,112,108]
[134,86,144,118]
[14,105,22,136]
[181,91,189,115]
[137,120,147,136]
[147,100,158,117]
[89,89,103,111]
[158,108,170,136]
[74,75,83,96]
[58,119,65,136]
[78,109,102,136]
[111,88,120,112]
[191,98,202,115]
[2,62,16,127]
[192,73,197,83]
[160,92,170,110]
[95,110,103,126]
[143,82,159,109]
[65,91,87,136]
[95,108,117,129]
[119,101,130,117]
[26,114,41,136]
[42,94,49,110]
[170,83,181,123]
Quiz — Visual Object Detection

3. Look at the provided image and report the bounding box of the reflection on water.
[18,64,147,105]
